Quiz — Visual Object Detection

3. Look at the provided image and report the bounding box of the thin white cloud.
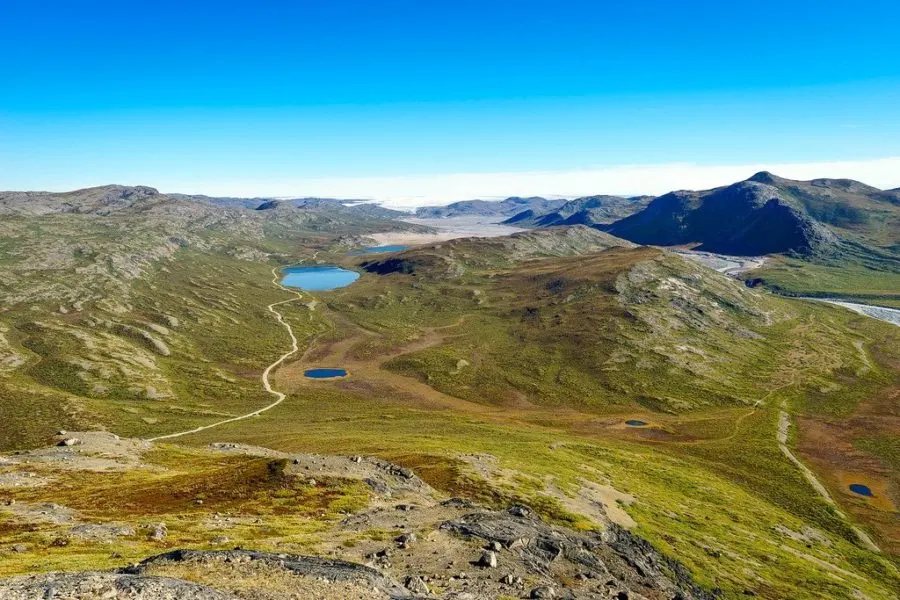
[174,156,900,208]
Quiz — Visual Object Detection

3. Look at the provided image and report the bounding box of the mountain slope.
[604,179,838,255]
[354,233,792,413]
[312,228,900,591]
[603,172,900,259]
[747,172,900,249]
[360,225,633,276]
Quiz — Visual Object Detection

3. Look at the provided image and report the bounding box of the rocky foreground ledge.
[0,503,716,600]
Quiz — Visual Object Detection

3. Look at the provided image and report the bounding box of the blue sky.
[1,1,899,205]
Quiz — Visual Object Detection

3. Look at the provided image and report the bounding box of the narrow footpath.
[776,400,881,553]
[146,266,305,442]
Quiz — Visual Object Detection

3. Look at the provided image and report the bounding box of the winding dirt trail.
[146,266,306,442]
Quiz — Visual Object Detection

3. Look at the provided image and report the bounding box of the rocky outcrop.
[122,549,415,598]
[0,497,720,600]
[0,572,235,600]
[442,505,718,600]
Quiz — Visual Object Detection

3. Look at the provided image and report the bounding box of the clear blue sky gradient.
[1,0,899,195]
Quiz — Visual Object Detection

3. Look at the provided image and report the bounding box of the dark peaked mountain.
[603,172,900,257]
[604,179,837,255]
[745,172,900,245]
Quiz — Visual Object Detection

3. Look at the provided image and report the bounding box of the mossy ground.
[170,241,900,598]
[751,255,900,308]
[0,445,369,576]
[1,232,898,599]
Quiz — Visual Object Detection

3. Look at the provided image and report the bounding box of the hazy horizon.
[8,156,900,210]
[161,156,900,208]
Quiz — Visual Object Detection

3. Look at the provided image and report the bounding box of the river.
[801,298,900,327]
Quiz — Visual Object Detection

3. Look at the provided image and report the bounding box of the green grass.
[751,256,900,307]
[333,247,878,422]
[287,238,899,597]
[172,385,899,599]
[0,445,368,577]
[854,436,900,469]
[0,382,82,450]
[2,223,898,598]
[0,248,327,449]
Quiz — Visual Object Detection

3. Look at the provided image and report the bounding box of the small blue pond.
[352,244,408,255]
[304,368,348,379]
[849,484,874,497]
[625,420,648,427]
[281,266,360,291]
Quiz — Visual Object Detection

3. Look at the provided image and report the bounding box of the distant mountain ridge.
[462,172,899,261]
[502,194,653,227]
[414,196,566,218]
[172,193,406,219]
[167,193,274,209]
[0,185,167,216]
[6,173,898,264]
[0,186,406,221]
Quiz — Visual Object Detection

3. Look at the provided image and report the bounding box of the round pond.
[849,483,874,497]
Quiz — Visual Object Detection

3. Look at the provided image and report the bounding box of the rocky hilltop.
[0,185,417,306]
[0,433,715,600]
[0,185,164,216]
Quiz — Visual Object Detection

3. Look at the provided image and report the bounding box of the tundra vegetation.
[0,185,898,599]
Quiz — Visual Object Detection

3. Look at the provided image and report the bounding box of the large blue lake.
[281,266,360,291]
[352,244,408,255]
